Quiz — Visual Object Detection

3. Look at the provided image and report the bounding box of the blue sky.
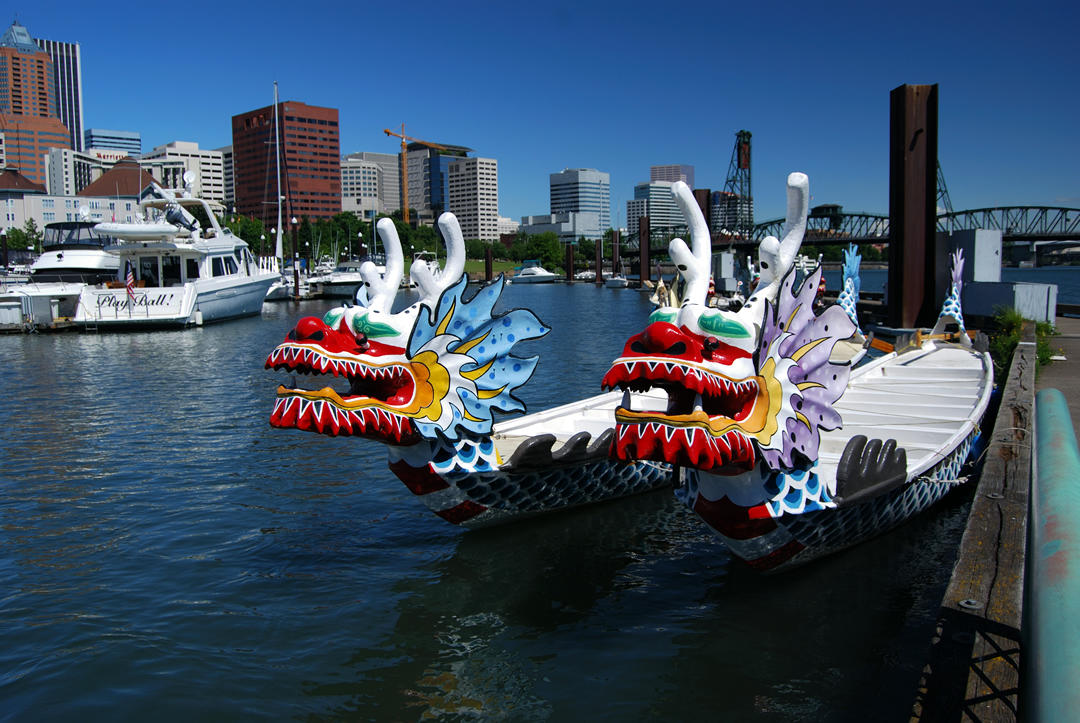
[18,0,1079,224]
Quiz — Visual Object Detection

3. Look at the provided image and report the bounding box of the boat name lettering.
[97,292,177,311]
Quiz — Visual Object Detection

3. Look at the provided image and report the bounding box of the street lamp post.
[291,216,300,300]
[357,231,363,261]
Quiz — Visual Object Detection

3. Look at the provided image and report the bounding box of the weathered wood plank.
[911,325,1035,721]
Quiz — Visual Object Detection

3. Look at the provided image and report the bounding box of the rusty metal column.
[637,220,650,286]
[485,245,492,282]
[612,230,621,278]
[595,235,603,284]
[565,244,574,283]
[888,83,939,328]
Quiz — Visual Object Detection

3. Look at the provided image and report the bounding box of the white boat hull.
[75,274,276,328]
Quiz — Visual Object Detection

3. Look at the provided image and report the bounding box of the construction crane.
[383,124,447,224]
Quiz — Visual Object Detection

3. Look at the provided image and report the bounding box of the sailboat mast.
[273,81,284,261]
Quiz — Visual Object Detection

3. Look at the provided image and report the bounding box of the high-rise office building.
[0,21,72,186]
[231,99,341,224]
[402,143,471,225]
[84,128,142,155]
[448,157,498,241]
[627,181,680,237]
[344,151,398,216]
[341,155,380,220]
[142,141,225,204]
[34,35,84,152]
[549,168,610,241]
[650,164,694,188]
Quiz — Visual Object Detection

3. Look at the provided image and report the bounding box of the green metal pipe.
[1030,388,1080,721]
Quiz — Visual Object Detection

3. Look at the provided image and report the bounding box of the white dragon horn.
[756,172,809,297]
[364,218,404,313]
[668,180,711,308]
[413,212,466,306]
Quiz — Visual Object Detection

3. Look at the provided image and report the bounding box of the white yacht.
[29,219,120,284]
[510,260,557,284]
[74,179,278,329]
[307,261,367,299]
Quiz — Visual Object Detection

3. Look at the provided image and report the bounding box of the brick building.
[231,99,341,225]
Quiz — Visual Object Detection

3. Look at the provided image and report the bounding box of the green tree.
[22,219,43,253]
[525,232,563,271]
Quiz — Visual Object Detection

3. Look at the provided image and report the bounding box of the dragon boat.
[601,174,993,571]
[265,214,672,527]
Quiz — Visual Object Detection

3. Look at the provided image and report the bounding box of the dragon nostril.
[286,329,296,340]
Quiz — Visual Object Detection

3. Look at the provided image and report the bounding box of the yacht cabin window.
[138,258,159,287]
[186,258,200,279]
[162,256,181,287]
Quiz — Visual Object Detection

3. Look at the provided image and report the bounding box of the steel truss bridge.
[621,206,1080,254]
[748,206,1080,247]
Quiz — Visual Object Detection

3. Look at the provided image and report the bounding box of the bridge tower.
[722,130,754,240]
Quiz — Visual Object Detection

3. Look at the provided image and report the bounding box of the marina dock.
[912,315,1080,720]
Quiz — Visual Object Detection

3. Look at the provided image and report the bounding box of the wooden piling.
[911,323,1035,721]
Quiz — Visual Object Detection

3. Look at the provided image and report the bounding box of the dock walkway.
[912,315,1080,720]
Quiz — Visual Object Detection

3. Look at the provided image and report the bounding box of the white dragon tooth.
[621,389,631,409]
[694,393,703,412]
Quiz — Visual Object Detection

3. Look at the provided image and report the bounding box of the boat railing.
[258,256,282,275]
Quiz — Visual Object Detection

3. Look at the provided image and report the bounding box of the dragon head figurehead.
[602,174,857,481]
[266,213,548,446]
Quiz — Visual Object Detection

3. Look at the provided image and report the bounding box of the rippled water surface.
[2,283,978,720]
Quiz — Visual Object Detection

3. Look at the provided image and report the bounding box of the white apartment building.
[45,148,183,196]
[341,156,380,220]
[3,193,141,232]
[626,181,680,237]
[344,151,398,215]
[497,216,519,237]
[141,141,226,204]
[447,157,498,241]
[520,212,600,244]
[216,145,234,208]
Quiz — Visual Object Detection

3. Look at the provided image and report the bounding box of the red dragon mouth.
[265,316,421,444]
[601,322,769,473]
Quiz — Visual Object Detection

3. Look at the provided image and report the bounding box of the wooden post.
[484,245,492,282]
[888,83,939,328]
[595,234,603,285]
[565,244,574,283]
[612,229,621,276]
[638,219,650,286]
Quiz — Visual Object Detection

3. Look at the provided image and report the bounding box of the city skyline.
[12,0,1078,227]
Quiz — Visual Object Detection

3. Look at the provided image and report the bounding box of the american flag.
[125,262,136,301]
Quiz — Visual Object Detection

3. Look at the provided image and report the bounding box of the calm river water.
[2,282,991,720]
